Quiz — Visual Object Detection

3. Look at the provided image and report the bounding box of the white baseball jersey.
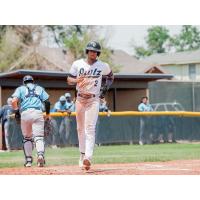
[69,59,111,95]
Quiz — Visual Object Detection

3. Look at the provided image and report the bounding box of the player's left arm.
[105,70,114,89]
[11,97,21,123]
[100,64,114,98]
[40,87,50,119]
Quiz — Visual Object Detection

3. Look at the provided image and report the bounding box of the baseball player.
[99,98,109,112]
[65,93,75,112]
[138,96,153,145]
[52,96,71,147]
[67,41,114,170]
[11,75,50,167]
[0,97,14,151]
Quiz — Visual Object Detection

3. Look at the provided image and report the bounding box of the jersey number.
[94,80,98,87]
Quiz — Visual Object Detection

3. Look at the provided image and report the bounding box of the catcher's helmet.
[23,75,34,84]
[85,41,101,56]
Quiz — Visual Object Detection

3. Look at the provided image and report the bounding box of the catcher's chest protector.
[24,85,41,100]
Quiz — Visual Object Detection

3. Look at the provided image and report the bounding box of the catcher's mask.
[23,75,34,85]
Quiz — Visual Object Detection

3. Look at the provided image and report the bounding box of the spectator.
[138,96,153,145]
[99,98,109,112]
[65,93,75,112]
[0,97,14,151]
[52,96,71,148]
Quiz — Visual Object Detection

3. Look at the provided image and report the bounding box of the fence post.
[192,81,195,111]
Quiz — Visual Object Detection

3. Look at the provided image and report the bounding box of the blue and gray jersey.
[12,83,49,112]
[99,103,108,112]
[66,101,75,112]
[138,103,153,112]
[54,101,68,112]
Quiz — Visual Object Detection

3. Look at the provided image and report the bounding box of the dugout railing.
[2,111,200,150]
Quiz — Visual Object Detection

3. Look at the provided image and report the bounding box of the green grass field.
[0,143,200,168]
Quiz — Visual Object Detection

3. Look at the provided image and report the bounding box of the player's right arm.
[11,87,21,111]
[67,61,79,85]
[67,75,84,85]
[67,60,87,86]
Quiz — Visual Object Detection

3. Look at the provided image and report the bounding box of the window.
[189,64,196,80]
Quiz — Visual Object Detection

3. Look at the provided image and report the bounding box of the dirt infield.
[1,159,200,175]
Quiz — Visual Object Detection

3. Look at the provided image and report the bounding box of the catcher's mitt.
[14,110,21,124]
[44,118,53,137]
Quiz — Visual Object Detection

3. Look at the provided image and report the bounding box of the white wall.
[162,63,200,81]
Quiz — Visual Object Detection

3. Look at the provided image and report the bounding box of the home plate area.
[0,159,200,175]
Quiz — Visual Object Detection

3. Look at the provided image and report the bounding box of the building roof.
[111,50,154,73]
[143,49,200,65]
[0,69,173,85]
[7,46,168,75]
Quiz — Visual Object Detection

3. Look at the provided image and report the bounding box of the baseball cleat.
[37,155,45,167]
[24,161,32,167]
[83,159,91,171]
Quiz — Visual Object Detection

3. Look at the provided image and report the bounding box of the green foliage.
[62,29,90,59]
[134,25,200,58]
[0,28,22,72]
[134,46,152,58]
[147,26,170,53]
[0,25,7,41]
[61,26,121,72]
[170,25,200,52]
[0,25,120,72]
[134,26,170,58]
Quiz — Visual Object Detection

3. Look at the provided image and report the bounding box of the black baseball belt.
[77,93,96,99]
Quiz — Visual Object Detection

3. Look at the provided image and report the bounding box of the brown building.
[0,69,173,111]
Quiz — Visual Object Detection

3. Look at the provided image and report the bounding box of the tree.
[134,46,152,58]
[60,26,121,72]
[146,26,170,53]
[0,26,7,42]
[61,26,92,59]
[134,26,170,58]
[0,25,120,72]
[0,28,22,71]
[133,25,200,58]
[170,25,200,52]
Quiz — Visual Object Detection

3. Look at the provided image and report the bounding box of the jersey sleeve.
[39,87,49,102]
[69,61,78,77]
[12,87,21,99]
[102,63,111,75]
[54,102,60,111]
[138,104,144,111]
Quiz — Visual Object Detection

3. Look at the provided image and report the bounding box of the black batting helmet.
[85,41,101,56]
[23,75,34,84]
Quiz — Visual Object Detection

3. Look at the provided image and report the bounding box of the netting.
[149,81,200,111]
[3,112,200,149]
